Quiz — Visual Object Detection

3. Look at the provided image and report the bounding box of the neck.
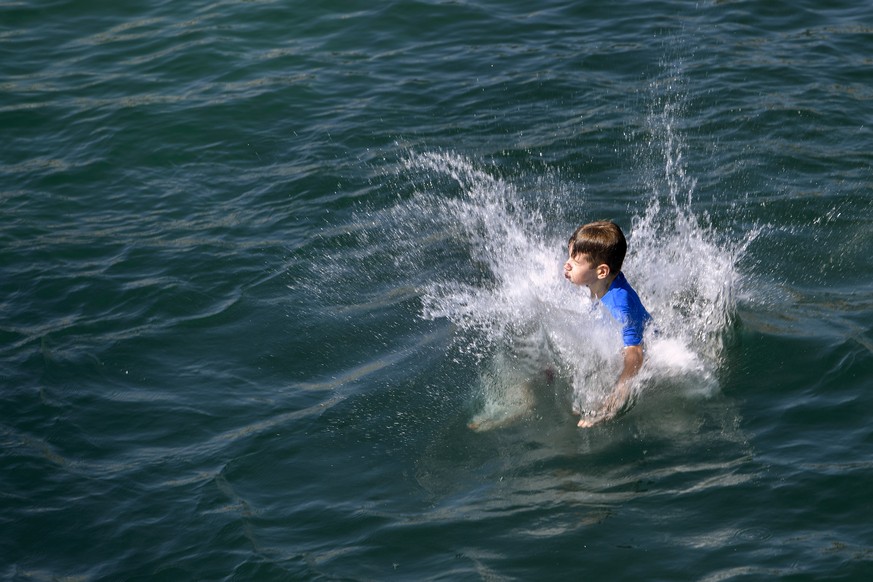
[589,273,617,300]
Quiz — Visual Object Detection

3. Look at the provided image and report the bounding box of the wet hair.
[568,220,627,275]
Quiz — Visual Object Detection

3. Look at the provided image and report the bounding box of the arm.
[577,345,643,428]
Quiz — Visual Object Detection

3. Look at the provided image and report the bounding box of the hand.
[576,384,631,428]
[577,409,612,428]
[577,346,642,428]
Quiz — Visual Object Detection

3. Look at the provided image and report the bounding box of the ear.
[596,263,611,279]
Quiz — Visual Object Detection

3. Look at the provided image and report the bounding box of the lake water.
[2,1,872,580]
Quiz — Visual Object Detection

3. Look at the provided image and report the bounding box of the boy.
[564,220,651,428]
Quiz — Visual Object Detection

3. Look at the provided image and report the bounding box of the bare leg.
[468,379,535,432]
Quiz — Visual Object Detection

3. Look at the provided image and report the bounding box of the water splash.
[381,139,755,428]
[631,66,759,371]
[371,78,756,427]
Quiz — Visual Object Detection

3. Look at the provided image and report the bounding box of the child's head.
[568,220,627,275]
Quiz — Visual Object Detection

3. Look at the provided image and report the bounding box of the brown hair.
[568,220,627,275]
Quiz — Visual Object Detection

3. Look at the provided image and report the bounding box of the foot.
[468,411,524,432]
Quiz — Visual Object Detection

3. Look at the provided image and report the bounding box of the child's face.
[564,250,600,288]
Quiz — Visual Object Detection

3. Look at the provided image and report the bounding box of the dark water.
[3,1,873,580]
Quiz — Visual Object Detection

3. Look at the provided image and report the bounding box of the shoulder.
[602,273,634,309]
[602,273,651,322]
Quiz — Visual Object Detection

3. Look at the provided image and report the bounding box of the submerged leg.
[468,378,535,432]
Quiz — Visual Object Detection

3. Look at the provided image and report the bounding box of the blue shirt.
[600,272,652,347]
